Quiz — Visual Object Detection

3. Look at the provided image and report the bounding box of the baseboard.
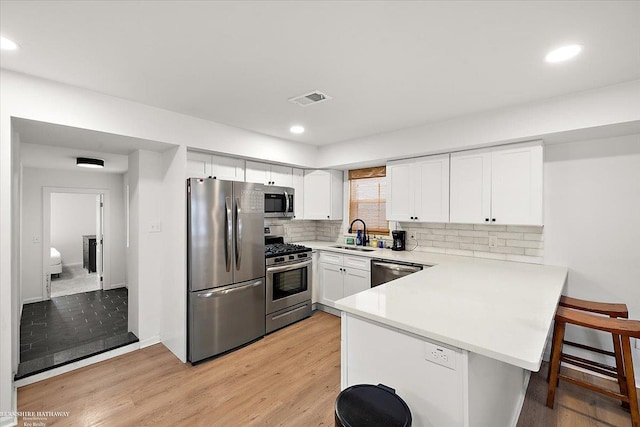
[139,336,160,349]
[13,341,140,388]
[315,303,341,317]
[63,262,83,267]
[103,282,126,291]
[22,296,42,305]
[0,415,16,427]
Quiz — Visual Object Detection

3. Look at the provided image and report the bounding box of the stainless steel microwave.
[264,186,294,218]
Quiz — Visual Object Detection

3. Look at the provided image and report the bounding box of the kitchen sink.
[330,245,375,252]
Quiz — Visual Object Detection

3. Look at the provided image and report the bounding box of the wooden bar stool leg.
[547,320,566,409]
[612,332,631,410]
[621,336,639,427]
[547,320,558,383]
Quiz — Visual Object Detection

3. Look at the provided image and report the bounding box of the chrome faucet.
[348,218,369,246]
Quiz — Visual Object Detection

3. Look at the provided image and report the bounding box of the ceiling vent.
[288,90,332,107]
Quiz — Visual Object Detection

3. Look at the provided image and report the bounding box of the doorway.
[42,187,111,299]
[48,192,103,297]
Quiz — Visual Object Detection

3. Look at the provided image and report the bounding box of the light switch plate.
[33,236,41,243]
[149,222,162,233]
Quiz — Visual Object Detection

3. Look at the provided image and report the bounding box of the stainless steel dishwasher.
[371,259,426,287]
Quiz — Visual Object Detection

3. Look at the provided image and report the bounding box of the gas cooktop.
[265,243,312,258]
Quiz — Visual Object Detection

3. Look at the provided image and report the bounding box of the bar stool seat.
[546,296,640,427]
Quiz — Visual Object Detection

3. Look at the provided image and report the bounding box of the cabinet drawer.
[319,251,343,266]
[344,255,370,271]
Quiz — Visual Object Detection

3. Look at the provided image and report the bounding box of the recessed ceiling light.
[290,125,305,134]
[77,157,105,168]
[545,44,582,63]
[0,36,19,51]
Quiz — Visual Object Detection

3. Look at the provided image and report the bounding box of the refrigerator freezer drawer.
[188,278,266,363]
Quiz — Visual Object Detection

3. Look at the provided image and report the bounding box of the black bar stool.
[335,383,412,427]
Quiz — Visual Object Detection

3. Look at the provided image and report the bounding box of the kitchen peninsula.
[335,259,568,427]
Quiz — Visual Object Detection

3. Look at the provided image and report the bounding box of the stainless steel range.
[265,226,312,333]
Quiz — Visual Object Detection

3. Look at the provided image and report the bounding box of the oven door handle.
[267,258,312,274]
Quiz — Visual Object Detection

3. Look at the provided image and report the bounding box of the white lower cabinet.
[318,251,370,308]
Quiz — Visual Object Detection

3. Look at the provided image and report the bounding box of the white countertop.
[301,241,568,371]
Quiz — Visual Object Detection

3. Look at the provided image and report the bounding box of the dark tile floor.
[20,288,129,363]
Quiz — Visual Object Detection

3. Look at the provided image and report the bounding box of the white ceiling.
[14,118,176,173]
[1,1,639,145]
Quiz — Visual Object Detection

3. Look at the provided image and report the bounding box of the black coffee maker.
[391,230,406,251]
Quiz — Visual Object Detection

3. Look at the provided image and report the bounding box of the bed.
[50,247,62,276]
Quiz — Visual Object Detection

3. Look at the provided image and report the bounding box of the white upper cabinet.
[246,161,293,187]
[186,151,245,181]
[450,150,492,224]
[291,168,304,220]
[186,151,212,178]
[211,155,245,182]
[386,154,450,223]
[303,170,343,220]
[450,142,543,225]
[490,143,543,225]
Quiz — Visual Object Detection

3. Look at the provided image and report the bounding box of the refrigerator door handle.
[284,190,290,214]
[235,196,242,270]
[225,196,232,272]
[198,280,262,297]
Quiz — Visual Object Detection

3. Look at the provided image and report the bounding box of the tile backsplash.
[396,222,544,264]
[265,218,544,264]
[264,219,343,243]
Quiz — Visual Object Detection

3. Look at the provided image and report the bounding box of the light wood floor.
[17,311,638,426]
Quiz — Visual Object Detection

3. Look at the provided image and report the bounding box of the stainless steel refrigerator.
[187,178,265,363]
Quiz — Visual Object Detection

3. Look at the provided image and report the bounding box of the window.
[348,166,388,234]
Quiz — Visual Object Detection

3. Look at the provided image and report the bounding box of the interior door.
[95,194,104,288]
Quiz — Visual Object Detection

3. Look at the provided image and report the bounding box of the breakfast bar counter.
[334,258,568,427]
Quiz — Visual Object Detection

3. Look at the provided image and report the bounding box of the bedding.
[50,247,62,275]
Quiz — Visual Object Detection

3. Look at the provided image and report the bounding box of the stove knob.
[289,255,294,260]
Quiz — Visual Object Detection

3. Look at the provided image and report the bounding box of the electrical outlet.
[424,342,456,370]
[410,234,415,239]
[149,221,162,233]
[32,236,41,244]
[489,236,498,248]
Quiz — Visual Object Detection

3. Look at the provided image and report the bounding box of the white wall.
[318,80,640,168]
[127,150,165,347]
[160,146,187,361]
[21,168,126,303]
[50,193,98,265]
[544,133,640,385]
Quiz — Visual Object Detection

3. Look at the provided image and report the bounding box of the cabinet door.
[211,155,245,182]
[292,168,304,220]
[415,154,450,223]
[270,165,293,187]
[491,143,543,225]
[450,149,492,224]
[245,161,270,184]
[304,170,331,219]
[186,151,212,178]
[320,263,344,306]
[386,160,414,221]
[344,268,370,297]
